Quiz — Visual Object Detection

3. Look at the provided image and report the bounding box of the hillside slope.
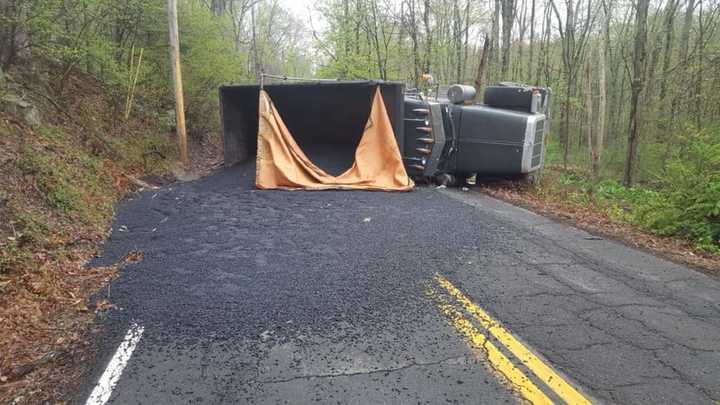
[0,61,195,402]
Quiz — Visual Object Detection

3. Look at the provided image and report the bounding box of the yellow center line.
[435,273,593,405]
[427,286,554,405]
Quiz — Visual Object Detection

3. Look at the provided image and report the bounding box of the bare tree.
[596,38,607,178]
[405,0,422,86]
[250,2,261,80]
[624,0,649,186]
[528,0,537,82]
[500,0,517,78]
[659,0,679,101]
[462,0,471,82]
[549,0,596,167]
[490,0,500,81]
[452,0,463,82]
[474,33,491,98]
[515,0,528,80]
[535,0,551,85]
[423,0,433,73]
[0,0,29,69]
[679,0,697,64]
[584,51,594,175]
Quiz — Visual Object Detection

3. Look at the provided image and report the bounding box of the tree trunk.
[474,34,491,100]
[584,50,596,178]
[462,0,471,82]
[515,0,527,80]
[367,1,386,80]
[528,0,536,83]
[490,0,500,81]
[500,0,516,78]
[535,1,550,85]
[210,0,226,16]
[250,3,262,81]
[343,0,351,58]
[423,0,432,73]
[355,0,361,54]
[453,0,462,83]
[679,0,696,64]
[694,1,704,128]
[562,74,574,168]
[407,0,421,87]
[0,0,28,69]
[658,0,678,101]
[624,0,649,187]
[596,41,607,179]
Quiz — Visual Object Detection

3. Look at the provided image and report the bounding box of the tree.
[500,0,516,78]
[624,0,649,186]
[423,0,432,73]
[549,0,596,167]
[0,0,29,69]
[490,0,500,81]
[595,38,607,178]
[473,33,491,98]
[405,0,422,86]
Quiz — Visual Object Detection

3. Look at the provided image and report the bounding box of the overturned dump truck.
[219,80,550,190]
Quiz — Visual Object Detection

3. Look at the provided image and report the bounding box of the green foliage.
[317,53,377,80]
[251,1,313,78]
[108,130,176,174]
[543,140,562,166]
[13,211,52,247]
[633,128,720,251]
[19,147,83,214]
[3,0,262,138]
[176,1,242,137]
[16,124,118,226]
[547,126,720,252]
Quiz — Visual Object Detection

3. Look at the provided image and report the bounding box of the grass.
[533,164,719,254]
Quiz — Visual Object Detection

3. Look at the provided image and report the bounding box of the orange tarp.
[255,87,414,191]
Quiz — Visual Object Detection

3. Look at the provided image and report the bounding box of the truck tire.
[523,170,542,186]
[435,173,459,187]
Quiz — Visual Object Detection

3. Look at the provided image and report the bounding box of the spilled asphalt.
[72,162,720,404]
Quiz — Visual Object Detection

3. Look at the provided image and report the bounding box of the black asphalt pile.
[79,163,720,404]
[90,162,507,344]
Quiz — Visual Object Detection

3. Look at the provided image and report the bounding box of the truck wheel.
[523,171,542,186]
[435,173,458,187]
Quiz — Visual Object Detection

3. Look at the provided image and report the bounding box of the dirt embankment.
[0,61,220,403]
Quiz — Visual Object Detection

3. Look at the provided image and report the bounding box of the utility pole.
[167,0,189,166]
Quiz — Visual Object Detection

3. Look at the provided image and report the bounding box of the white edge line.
[85,322,144,405]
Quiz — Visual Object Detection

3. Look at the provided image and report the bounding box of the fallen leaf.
[121,250,144,265]
[94,299,117,313]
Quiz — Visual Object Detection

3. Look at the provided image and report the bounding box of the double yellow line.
[428,273,592,405]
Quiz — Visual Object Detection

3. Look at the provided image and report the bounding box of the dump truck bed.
[219,81,405,175]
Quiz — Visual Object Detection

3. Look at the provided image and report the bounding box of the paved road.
[73,163,720,404]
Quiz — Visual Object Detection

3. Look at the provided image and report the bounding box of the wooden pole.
[167,0,189,166]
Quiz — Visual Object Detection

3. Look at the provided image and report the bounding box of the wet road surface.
[74,163,720,404]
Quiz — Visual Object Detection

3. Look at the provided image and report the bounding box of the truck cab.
[403,83,551,184]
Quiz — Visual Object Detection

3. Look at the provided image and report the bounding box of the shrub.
[545,125,720,252]
[633,127,720,251]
